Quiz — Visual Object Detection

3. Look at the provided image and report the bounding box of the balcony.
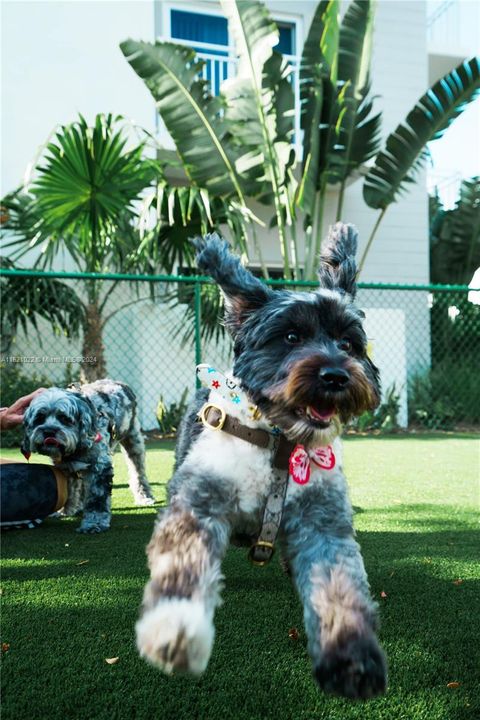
[427,0,479,83]
[155,37,302,156]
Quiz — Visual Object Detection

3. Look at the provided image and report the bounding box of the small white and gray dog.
[136,226,387,699]
[22,379,155,533]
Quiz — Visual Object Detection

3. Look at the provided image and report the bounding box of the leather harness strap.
[198,403,295,566]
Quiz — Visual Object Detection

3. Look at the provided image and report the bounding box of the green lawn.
[1,435,479,720]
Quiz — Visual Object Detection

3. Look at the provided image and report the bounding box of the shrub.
[353,384,400,433]
[156,388,189,435]
[408,360,480,429]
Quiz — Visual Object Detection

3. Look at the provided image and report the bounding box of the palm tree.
[121,0,480,279]
[2,114,160,381]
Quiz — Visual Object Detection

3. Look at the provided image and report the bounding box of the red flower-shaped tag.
[21,449,31,461]
[94,433,102,443]
[311,445,336,470]
[289,445,311,485]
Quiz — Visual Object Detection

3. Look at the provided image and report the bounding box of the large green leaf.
[328,0,378,187]
[297,0,339,212]
[221,1,295,186]
[120,39,251,200]
[364,57,480,210]
[221,0,296,272]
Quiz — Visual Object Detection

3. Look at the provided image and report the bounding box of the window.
[170,9,230,94]
[167,7,297,95]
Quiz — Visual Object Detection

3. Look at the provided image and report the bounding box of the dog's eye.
[338,338,352,353]
[35,412,46,424]
[285,330,302,345]
[57,412,73,425]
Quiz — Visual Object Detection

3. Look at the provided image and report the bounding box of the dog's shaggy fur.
[136,225,387,699]
[22,379,155,533]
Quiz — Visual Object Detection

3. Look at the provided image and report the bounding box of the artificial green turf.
[1,435,479,720]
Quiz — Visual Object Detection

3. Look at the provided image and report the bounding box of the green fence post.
[194,281,202,388]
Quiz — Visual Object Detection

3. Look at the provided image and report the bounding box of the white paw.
[136,598,214,675]
[134,495,156,507]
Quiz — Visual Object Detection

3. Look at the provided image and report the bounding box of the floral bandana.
[196,364,261,421]
[197,364,336,486]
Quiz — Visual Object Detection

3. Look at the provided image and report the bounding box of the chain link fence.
[1,269,479,444]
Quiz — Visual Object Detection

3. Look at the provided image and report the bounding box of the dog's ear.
[193,233,273,334]
[20,432,31,458]
[72,394,98,450]
[317,223,359,298]
[20,403,34,458]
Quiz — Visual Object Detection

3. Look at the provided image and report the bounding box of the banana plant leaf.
[220,0,297,272]
[120,40,252,202]
[221,0,295,200]
[327,0,379,186]
[364,56,480,210]
[297,0,339,212]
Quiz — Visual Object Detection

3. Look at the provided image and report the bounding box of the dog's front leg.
[77,458,113,533]
[283,489,387,699]
[136,498,229,676]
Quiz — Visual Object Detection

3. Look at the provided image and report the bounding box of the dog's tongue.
[308,405,335,421]
[44,437,61,447]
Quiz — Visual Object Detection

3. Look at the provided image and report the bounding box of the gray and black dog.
[22,379,155,533]
[136,225,387,699]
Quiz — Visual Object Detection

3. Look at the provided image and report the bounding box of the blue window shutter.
[276,24,295,55]
[171,10,228,46]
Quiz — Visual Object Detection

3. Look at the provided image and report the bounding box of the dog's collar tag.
[290,444,336,484]
[94,432,102,443]
[21,449,31,462]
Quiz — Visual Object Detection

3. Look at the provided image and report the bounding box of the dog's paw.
[77,512,110,534]
[134,494,156,507]
[315,632,387,700]
[136,598,214,676]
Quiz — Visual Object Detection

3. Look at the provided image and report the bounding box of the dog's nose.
[42,426,58,437]
[319,367,349,391]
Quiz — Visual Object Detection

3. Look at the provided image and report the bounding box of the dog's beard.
[256,355,379,447]
[29,427,79,459]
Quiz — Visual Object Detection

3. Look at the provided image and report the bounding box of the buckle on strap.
[199,403,227,431]
[248,540,275,567]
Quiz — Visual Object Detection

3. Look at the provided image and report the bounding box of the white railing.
[427,0,478,56]
[427,169,462,209]
[156,37,302,155]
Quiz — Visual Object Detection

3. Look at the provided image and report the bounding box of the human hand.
[0,388,47,430]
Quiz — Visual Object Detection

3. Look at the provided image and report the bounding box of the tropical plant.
[156,387,189,435]
[1,114,163,381]
[121,0,480,280]
[360,61,480,271]
[429,176,480,285]
[0,255,84,353]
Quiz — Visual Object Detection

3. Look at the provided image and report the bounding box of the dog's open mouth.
[43,437,63,449]
[296,403,336,428]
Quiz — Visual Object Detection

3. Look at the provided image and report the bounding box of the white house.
[1,0,477,428]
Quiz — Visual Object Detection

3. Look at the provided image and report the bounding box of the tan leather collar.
[198,403,295,470]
